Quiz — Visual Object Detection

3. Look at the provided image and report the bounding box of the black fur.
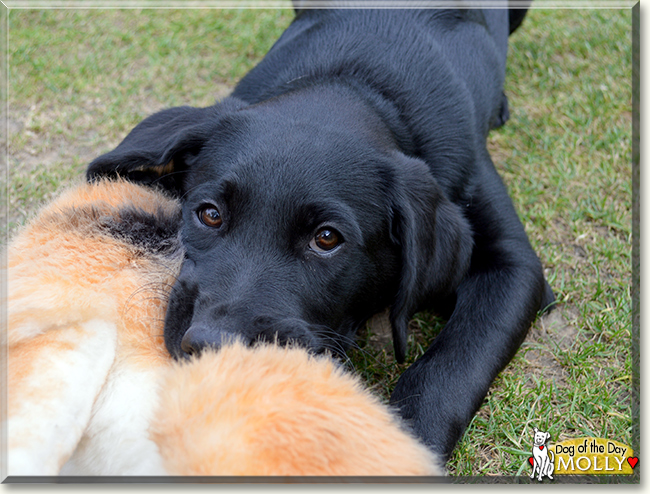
[98,206,182,256]
[87,6,554,460]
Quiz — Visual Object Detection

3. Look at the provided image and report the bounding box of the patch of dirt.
[538,308,582,349]
[360,303,582,394]
[7,117,23,135]
[8,106,108,176]
[361,305,583,394]
[364,309,393,353]
[518,307,582,389]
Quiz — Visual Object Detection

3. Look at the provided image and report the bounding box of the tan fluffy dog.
[4,179,442,477]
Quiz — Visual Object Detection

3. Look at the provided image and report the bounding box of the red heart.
[628,457,638,469]
[540,445,544,450]
[528,457,534,466]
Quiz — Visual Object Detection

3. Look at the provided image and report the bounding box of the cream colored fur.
[3,179,443,477]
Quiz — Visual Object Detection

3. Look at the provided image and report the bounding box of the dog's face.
[533,428,550,447]
[88,85,473,362]
[165,95,402,358]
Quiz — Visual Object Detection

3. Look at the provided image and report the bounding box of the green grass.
[453,9,633,476]
[6,7,634,478]
[6,7,294,229]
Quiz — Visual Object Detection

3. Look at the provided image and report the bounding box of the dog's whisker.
[122,283,170,304]
[178,183,206,202]
[150,169,190,187]
[316,324,399,375]
[387,393,422,407]
[121,284,174,320]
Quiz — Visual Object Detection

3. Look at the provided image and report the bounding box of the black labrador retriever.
[87,5,554,460]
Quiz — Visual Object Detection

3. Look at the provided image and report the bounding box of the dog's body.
[5,180,441,476]
[87,6,554,459]
[530,428,554,481]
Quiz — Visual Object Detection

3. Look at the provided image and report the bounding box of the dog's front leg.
[390,154,553,460]
[538,458,547,481]
[390,266,547,459]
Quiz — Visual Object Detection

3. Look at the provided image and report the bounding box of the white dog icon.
[530,427,554,481]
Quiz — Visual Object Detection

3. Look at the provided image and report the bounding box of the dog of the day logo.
[529,427,554,481]
[527,427,637,479]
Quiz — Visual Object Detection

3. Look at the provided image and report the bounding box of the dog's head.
[533,428,551,447]
[88,84,472,362]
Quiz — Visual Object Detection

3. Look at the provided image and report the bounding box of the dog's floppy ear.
[388,153,473,363]
[87,98,246,195]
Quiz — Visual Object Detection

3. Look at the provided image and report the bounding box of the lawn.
[4,5,635,478]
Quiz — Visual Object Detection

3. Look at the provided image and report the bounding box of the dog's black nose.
[180,324,249,356]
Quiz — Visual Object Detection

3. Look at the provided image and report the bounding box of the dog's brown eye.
[311,228,342,252]
[198,206,222,228]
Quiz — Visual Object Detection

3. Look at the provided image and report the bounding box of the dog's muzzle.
[180,324,249,356]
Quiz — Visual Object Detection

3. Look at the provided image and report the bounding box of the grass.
[5,7,634,478]
[6,7,294,228]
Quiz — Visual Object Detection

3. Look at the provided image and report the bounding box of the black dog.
[87,5,554,460]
